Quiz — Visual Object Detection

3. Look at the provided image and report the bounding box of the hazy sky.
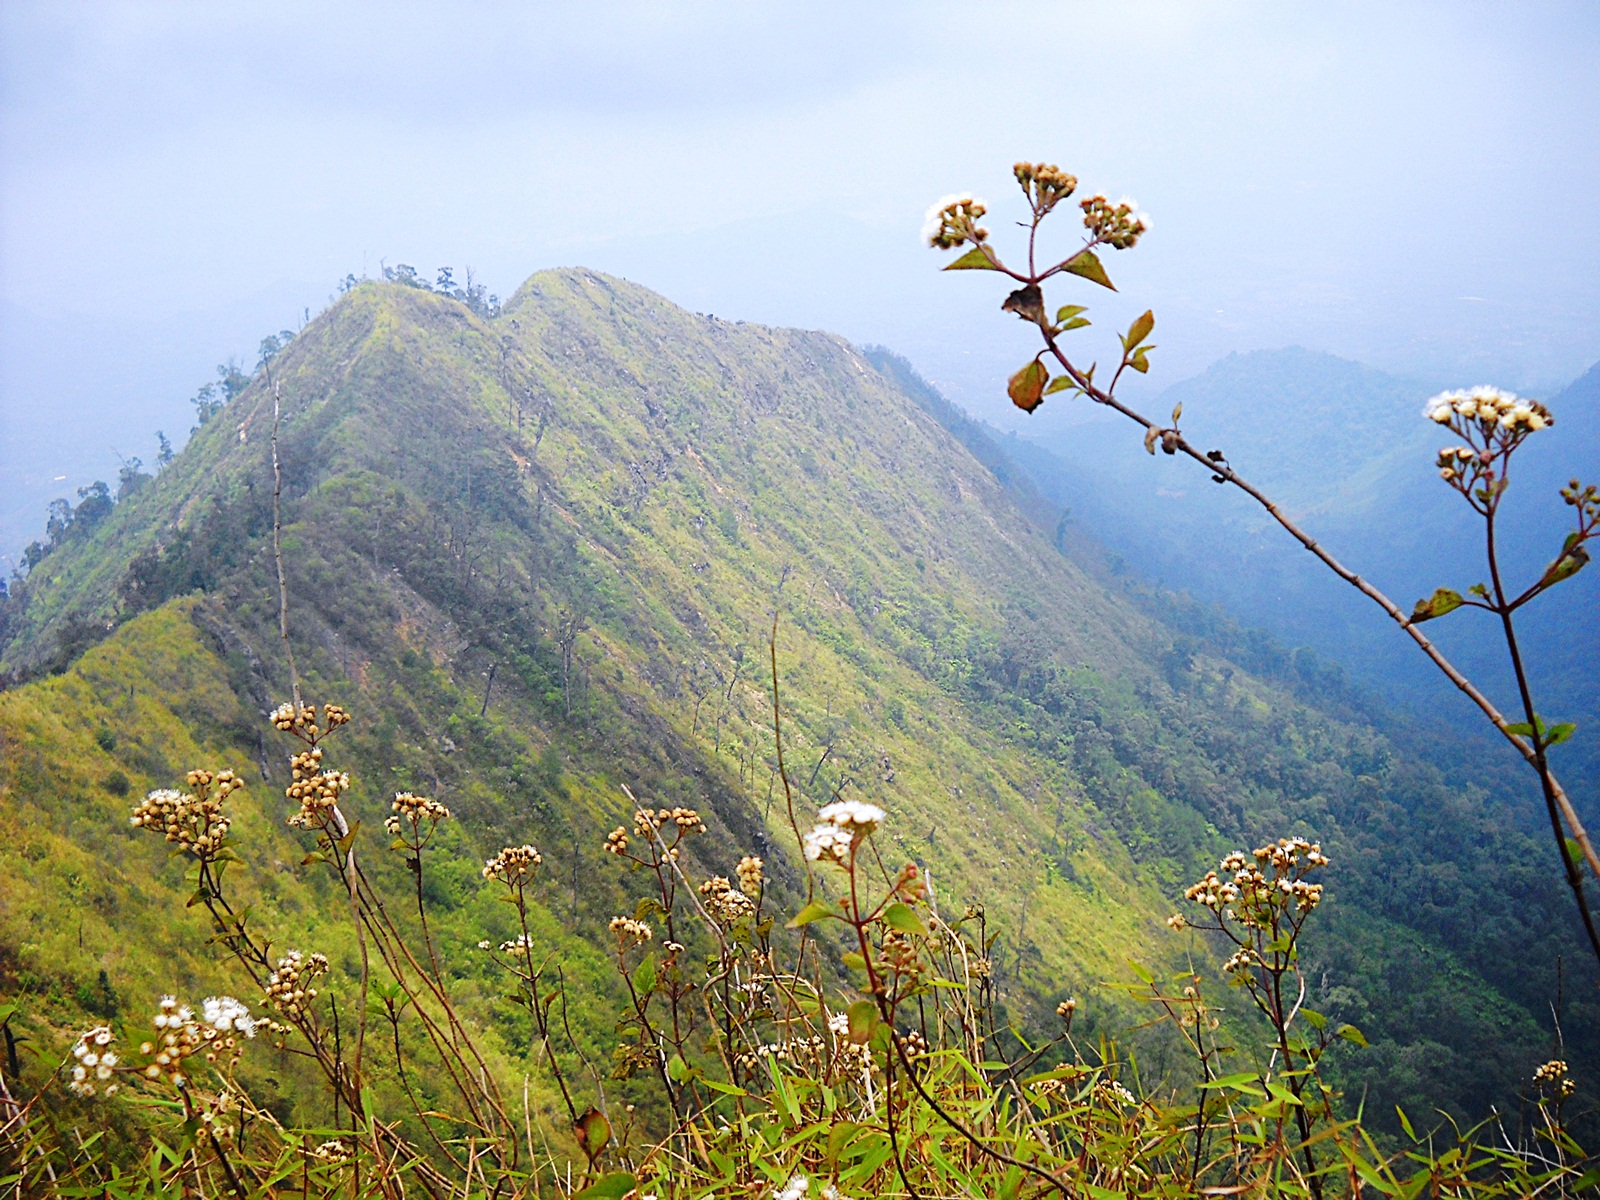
[2,1,1597,559]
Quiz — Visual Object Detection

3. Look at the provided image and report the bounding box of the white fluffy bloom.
[776,1175,810,1200]
[817,800,886,833]
[803,823,854,864]
[202,996,257,1038]
[922,193,972,243]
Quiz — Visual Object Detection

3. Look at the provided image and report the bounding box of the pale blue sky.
[2,1,1597,558]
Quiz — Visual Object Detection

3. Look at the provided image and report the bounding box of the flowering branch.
[927,162,1600,963]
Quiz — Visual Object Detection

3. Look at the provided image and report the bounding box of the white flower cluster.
[608,916,652,949]
[1180,839,1328,930]
[1424,386,1550,434]
[802,800,886,866]
[736,854,765,897]
[923,194,989,249]
[699,875,756,924]
[1014,161,1078,215]
[1097,1078,1138,1109]
[128,769,241,855]
[1533,1059,1576,1099]
[264,950,329,1016]
[384,791,450,836]
[1080,193,1151,249]
[271,701,350,737]
[69,1027,119,1097]
[139,994,256,1087]
[285,747,349,829]
[482,843,542,883]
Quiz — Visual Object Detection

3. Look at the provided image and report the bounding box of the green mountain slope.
[2,273,1591,1128]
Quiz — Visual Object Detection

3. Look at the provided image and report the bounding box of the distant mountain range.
[1,276,1592,1130]
[1004,347,1599,810]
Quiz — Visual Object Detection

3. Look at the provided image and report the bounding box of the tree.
[155,431,174,469]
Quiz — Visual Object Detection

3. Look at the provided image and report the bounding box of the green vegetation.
[0,270,1593,1194]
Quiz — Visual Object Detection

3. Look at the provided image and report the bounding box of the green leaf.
[1265,1081,1304,1106]
[573,1107,613,1167]
[787,900,836,928]
[699,1077,748,1096]
[572,1172,636,1200]
[631,955,657,996]
[942,245,1003,271]
[1062,249,1116,291]
[1548,722,1577,745]
[882,902,926,935]
[1198,1072,1266,1096]
[666,1053,689,1084]
[1129,348,1152,373]
[1505,721,1536,737]
[1044,376,1077,395]
[1008,360,1049,413]
[1124,310,1155,350]
[841,951,867,971]
[1059,317,1091,331]
[1055,304,1088,323]
[1337,1023,1368,1048]
[846,999,878,1045]
[1539,542,1589,588]
[1395,1104,1417,1141]
[1301,1007,1327,1030]
[1408,587,1464,623]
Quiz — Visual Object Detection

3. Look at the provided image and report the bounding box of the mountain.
[1,273,1593,1130]
[1006,347,1600,810]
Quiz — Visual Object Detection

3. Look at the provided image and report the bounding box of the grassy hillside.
[1,273,1591,1133]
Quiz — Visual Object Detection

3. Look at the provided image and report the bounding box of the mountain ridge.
[2,269,1592,1126]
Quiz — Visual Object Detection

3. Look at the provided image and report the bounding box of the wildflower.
[1056,998,1077,1021]
[284,748,350,829]
[608,916,652,950]
[1423,387,1552,435]
[482,844,542,884]
[1098,1079,1137,1108]
[1533,1059,1577,1099]
[803,823,854,865]
[736,854,765,896]
[67,1027,118,1097]
[1080,193,1151,249]
[264,951,330,1015]
[202,996,257,1038]
[699,875,756,924]
[898,1029,929,1059]
[1014,161,1078,215]
[1166,913,1186,930]
[384,791,450,836]
[604,826,629,855]
[923,194,989,249]
[776,1174,810,1200]
[130,775,236,856]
